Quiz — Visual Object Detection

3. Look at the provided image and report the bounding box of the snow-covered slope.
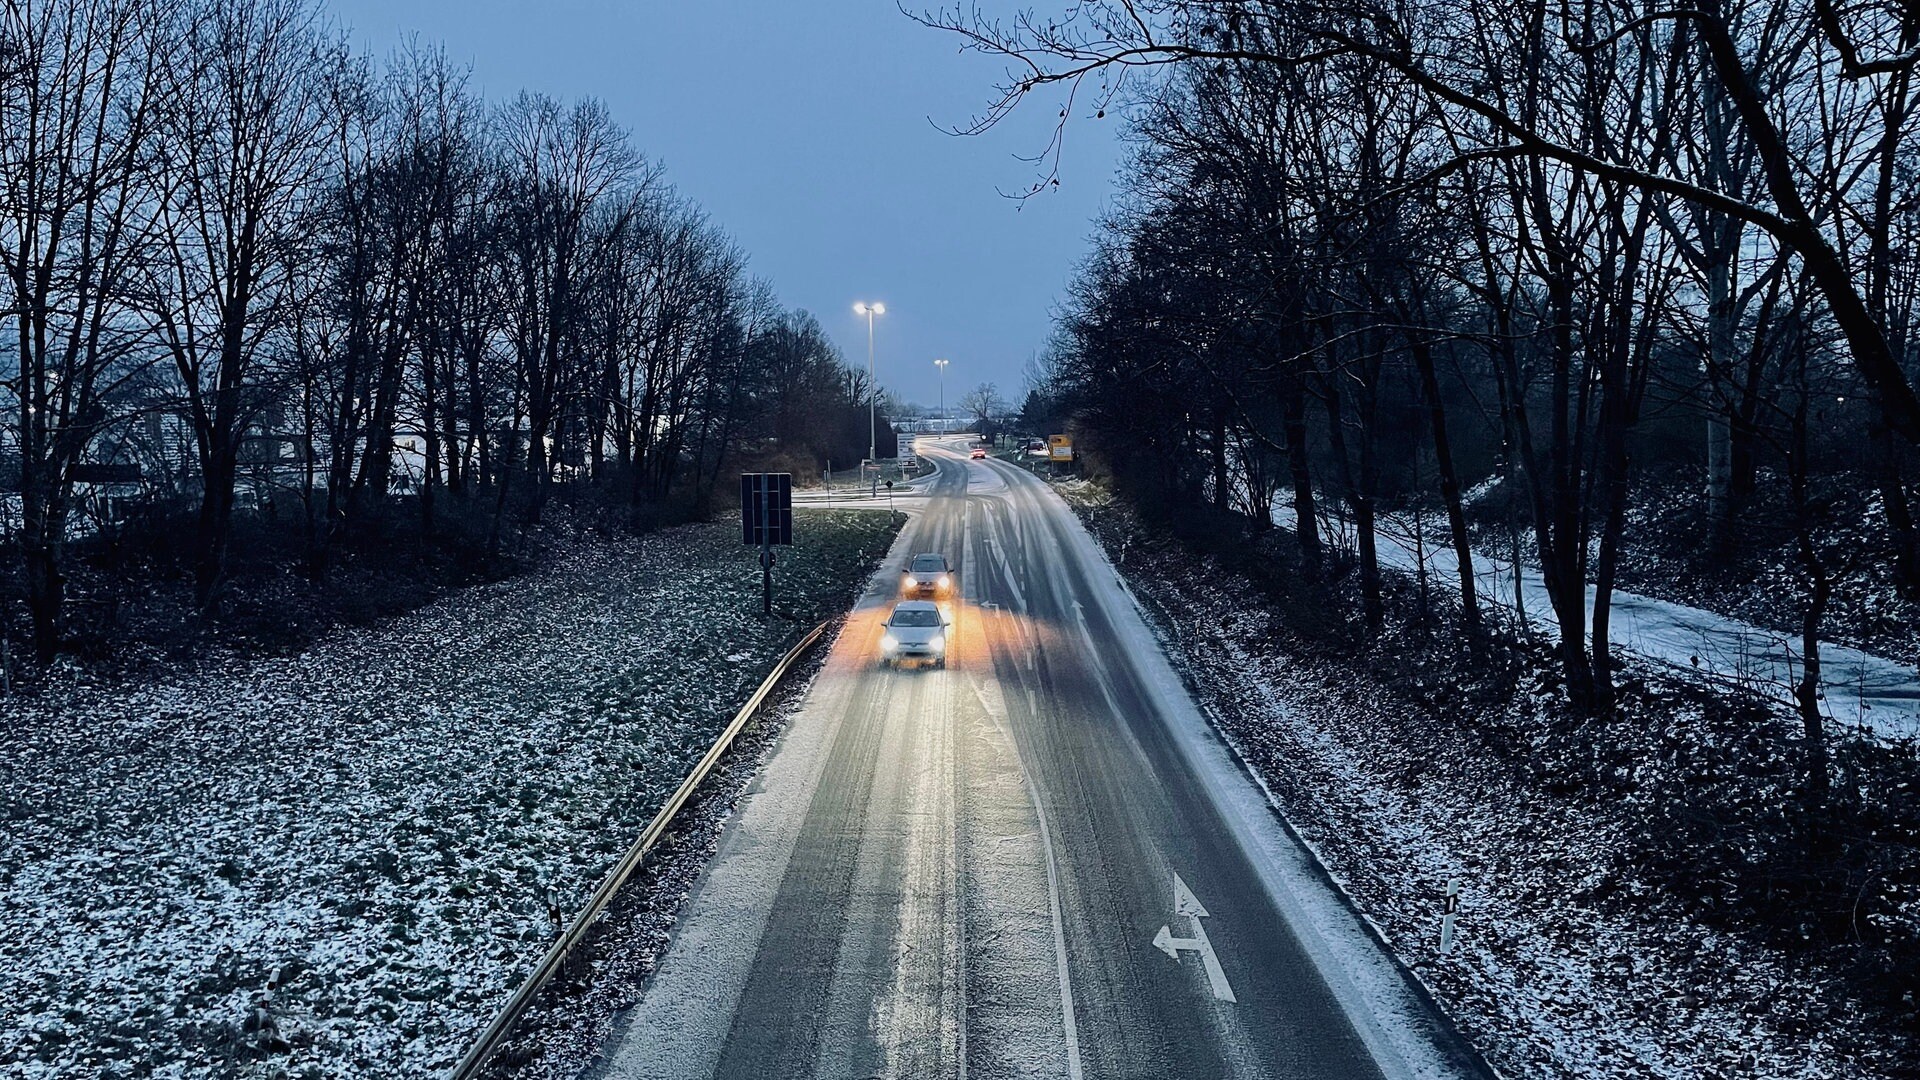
[1274,504,1920,741]
[0,514,892,1079]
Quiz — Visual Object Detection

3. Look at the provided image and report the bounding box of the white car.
[880,600,950,668]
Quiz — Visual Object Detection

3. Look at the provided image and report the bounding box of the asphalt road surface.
[590,439,1485,1080]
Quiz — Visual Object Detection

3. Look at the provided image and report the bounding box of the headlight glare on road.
[881,634,899,652]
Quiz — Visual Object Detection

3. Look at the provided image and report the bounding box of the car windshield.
[910,556,946,573]
[891,608,941,627]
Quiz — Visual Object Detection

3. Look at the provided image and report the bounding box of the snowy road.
[1271,505,1920,740]
[591,442,1483,1080]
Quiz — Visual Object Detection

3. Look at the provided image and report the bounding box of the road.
[590,440,1483,1080]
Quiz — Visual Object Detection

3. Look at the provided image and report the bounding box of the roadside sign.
[1048,434,1073,461]
[740,473,793,546]
[742,473,793,616]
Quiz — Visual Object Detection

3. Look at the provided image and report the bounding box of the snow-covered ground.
[1275,503,1920,741]
[0,512,893,1080]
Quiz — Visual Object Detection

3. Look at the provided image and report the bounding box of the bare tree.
[0,0,167,657]
[921,0,1920,444]
[959,381,1008,432]
[0,0,875,671]
[139,0,342,608]
[491,90,641,516]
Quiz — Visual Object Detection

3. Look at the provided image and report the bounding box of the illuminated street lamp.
[854,302,885,467]
[933,358,949,434]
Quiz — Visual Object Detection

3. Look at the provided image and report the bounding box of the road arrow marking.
[1153,872,1236,1002]
[1173,873,1209,918]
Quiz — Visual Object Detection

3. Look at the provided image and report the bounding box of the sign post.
[740,473,793,615]
[1439,878,1459,956]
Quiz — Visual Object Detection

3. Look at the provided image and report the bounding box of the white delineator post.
[1439,878,1460,956]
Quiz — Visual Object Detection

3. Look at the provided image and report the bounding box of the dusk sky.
[325,0,1126,414]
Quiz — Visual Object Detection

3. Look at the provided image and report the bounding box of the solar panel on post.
[740,474,762,545]
[771,473,792,545]
[741,473,793,547]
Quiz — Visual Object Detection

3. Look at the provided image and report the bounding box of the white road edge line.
[947,642,969,1080]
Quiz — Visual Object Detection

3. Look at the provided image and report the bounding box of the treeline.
[2,0,878,663]
[942,2,1920,788]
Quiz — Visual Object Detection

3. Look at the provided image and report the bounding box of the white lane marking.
[946,488,969,1080]
[1029,741,1087,1080]
[978,505,1028,614]
[1152,873,1238,1003]
[970,669,1085,1080]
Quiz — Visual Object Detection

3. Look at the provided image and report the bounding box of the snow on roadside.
[0,512,894,1080]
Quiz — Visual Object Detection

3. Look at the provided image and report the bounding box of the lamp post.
[854,302,885,468]
[933,358,948,436]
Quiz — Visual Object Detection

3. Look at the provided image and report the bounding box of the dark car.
[901,552,954,598]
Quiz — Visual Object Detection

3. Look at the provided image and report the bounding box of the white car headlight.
[881,634,899,652]
[936,574,950,587]
[929,634,945,652]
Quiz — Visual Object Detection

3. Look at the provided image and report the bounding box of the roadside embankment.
[0,510,899,1080]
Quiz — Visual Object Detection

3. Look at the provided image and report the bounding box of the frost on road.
[0,513,894,1080]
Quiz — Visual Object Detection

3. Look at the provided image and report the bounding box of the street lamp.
[854,302,885,467]
[933,358,949,435]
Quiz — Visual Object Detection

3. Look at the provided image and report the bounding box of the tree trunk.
[1706,410,1733,541]
[1210,406,1231,513]
[22,486,67,663]
[1544,270,1596,708]
[194,438,240,611]
[1322,360,1382,631]
[1592,448,1630,716]
[1411,337,1477,634]
[1794,545,1832,813]
[1702,170,1740,549]
[421,347,441,536]
[1283,381,1321,570]
[1871,420,1920,600]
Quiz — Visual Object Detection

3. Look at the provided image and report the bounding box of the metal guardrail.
[446,620,834,1080]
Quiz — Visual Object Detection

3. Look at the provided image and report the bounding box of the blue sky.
[325,0,1125,413]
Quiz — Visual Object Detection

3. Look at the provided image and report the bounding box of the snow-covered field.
[0,511,895,1080]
